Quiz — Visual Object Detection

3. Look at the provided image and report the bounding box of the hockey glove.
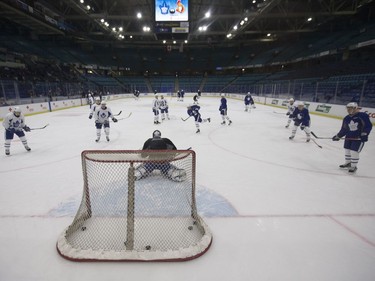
[360,133,368,142]
[332,135,340,141]
[286,112,290,116]
[112,118,118,122]
[23,125,31,132]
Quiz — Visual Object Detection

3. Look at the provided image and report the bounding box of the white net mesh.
[57,150,212,261]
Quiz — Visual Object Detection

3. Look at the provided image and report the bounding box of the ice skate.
[228,120,232,125]
[221,121,226,125]
[289,135,294,140]
[348,167,357,173]
[285,125,289,128]
[339,163,351,168]
[196,129,200,133]
[106,136,110,142]
[95,137,100,142]
[207,118,211,123]
[25,146,31,151]
[5,149,10,156]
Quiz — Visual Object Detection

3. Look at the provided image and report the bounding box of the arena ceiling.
[0,0,374,47]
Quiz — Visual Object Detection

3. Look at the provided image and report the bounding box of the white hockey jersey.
[2,112,26,131]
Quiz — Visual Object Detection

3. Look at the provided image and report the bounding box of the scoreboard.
[154,0,189,38]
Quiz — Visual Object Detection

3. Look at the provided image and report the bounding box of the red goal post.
[57,150,213,261]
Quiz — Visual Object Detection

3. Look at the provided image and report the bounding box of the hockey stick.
[311,139,323,149]
[113,110,122,116]
[181,116,191,122]
[311,131,360,141]
[116,112,132,121]
[30,124,49,130]
[273,111,286,114]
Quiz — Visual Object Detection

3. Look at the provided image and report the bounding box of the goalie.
[135,130,187,182]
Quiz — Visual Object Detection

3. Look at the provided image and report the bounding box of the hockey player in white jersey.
[94,101,118,142]
[2,107,31,155]
[285,98,296,128]
[159,95,170,121]
[152,94,161,124]
[88,97,101,119]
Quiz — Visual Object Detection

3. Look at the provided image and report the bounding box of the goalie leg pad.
[134,165,149,180]
[167,167,187,182]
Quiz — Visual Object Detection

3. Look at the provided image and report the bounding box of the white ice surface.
[1,96,375,281]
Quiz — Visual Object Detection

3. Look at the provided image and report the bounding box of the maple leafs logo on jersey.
[13,120,21,128]
[297,113,302,119]
[100,113,107,118]
[348,120,359,131]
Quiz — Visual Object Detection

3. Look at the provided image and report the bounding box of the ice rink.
[1,95,375,281]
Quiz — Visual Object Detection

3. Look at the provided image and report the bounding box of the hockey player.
[244,92,255,112]
[193,93,199,105]
[94,101,118,142]
[285,98,296,128]
[2,107,31,155]
[288,101,311,142]
[197,89,201,97]
[88,97,101,119]
[180,89,185,101]
[187,104,210,133]
[159,95,170,121]
[332,102,372,173]
[219,93,232,125]
[134,130,187,182]
[177,90,181,101]
[88,93,94,108]
[152,94,161,124]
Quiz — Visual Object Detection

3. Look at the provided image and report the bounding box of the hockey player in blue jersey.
[332,102,372,173]
[288,101,311,142]
[285,98,296,128]
[159,95,170,121]
[94,101,117,142]
[244,92,255,112]
[134,130,187,182]
[187,104,210,133]
[2,107,31,155]
[219,94,232,125]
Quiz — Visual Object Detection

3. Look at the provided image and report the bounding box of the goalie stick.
[181,116,191,122]
[311,131,360,141]
[30,124,49,130]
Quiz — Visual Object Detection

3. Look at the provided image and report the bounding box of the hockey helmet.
[100,101,107,109]
[346,102,358,109]
[221,93,225,97]
[297,101,305,108]
[289,98,294,102]
[13,107,21,117]
[152,130,161,138]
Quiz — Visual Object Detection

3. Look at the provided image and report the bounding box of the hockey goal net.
[57,150,212,261]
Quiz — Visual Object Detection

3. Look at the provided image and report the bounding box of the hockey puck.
[188,226,193,230]
[145,245,151,250]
